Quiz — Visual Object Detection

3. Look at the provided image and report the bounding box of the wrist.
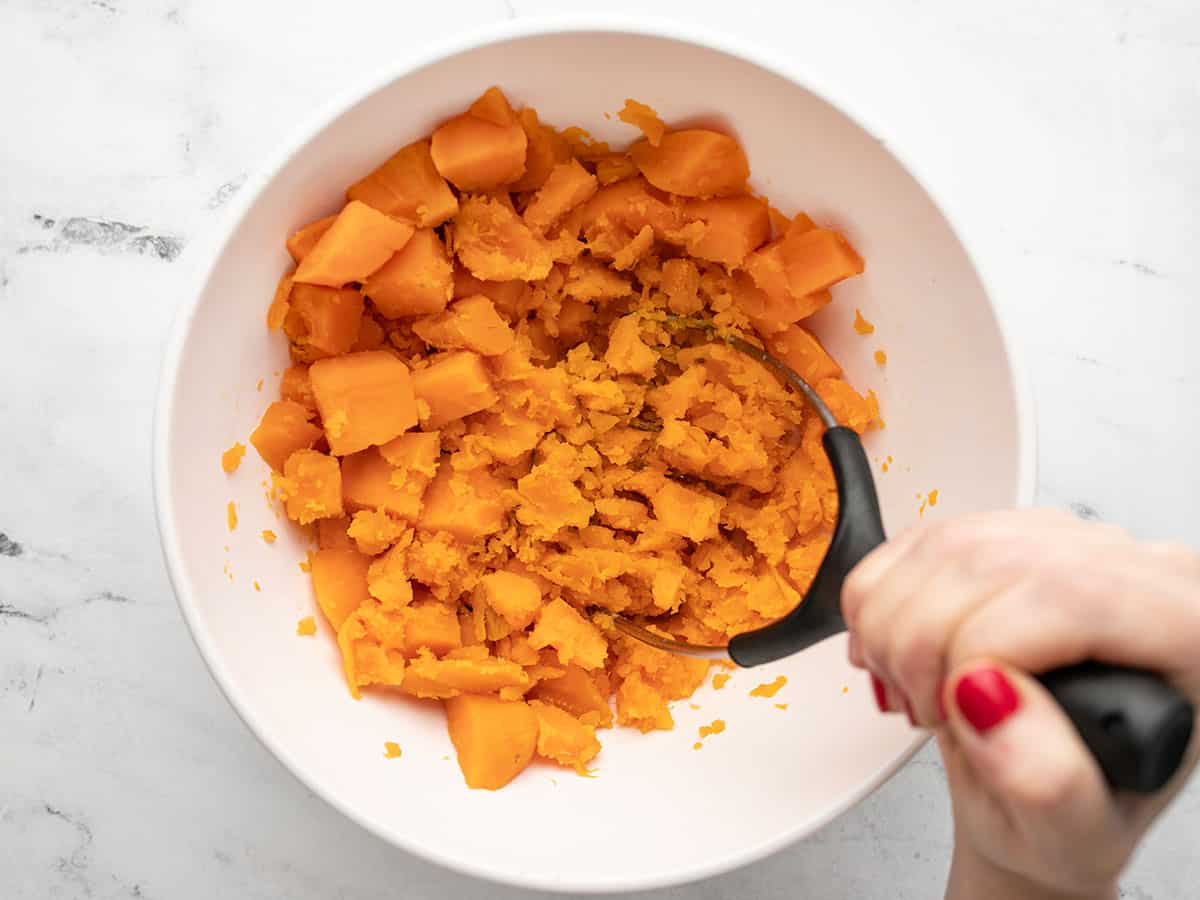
[946,842,1118,900]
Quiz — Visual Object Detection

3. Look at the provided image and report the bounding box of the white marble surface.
[2,1,1198,897]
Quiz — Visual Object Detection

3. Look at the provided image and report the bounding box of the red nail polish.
[955,667,1020,733]
[870,674,889,712]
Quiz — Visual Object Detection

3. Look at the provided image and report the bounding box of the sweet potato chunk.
[276,449,343,524]
[630,129,749,198]
[444,694,537,790]
[284,284,363,357]
[317,516,354,550]
[267,273,294,332]
[529,664,614,728]
[477,570,542,630]
[413,295,515,356]
[279,364,317,413]
[682,195,770,267]
[523,159,598,234]
[431,88,528,192]
[529,599,607,670]
[767,325,843,384]
[341,445,429,522]
[617,98,666,146]
[311,548,371,629]
[411,351,499,429]
[310,351,418,456]
[531,700,600,770]
[419,461,508,541]
[409,652,530,697]
[780,227,865,297]
[452,267,527,317]
[454,194,556,282]
[743,241,833,324]
[509,107,572,192]
[346,139,458,228]
[293,200,415,287]
[650,480,724,542]
[250,400,321,472]
[286,214,337,263]
[398,601,462,657]
[363,227,453,319]
[731,270,830,334]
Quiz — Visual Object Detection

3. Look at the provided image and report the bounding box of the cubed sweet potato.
[340,445,429,522]
[310,548,371,629]
[530,700,600,770]
[250,399,321,471]
[410,351,499,429]
[409,652,530,697]
[413,295,515,357]
[284,284,364,357]
[293,200,415,287]
[767,325,843,384]
[681,195,770,267]
[310,351,418,456]
[523,159,599,234]
[780,227,865,297]
[528,663,613,728]
[362,227,453,318]
[731,270,831,334]
[743,241,833,325]
[476,570,542,630]
[346,139,458,228]
[317,516,354,550]
[431,88,528,192]
[286,214,337,263]
[629,129,749,198]
[452,267,527,317]
[346,508,406,555]
[398,601,462,657]
[509,107,572,192]
[279,364,317,414]
[266,273,293,331]
[454,195,556,282]
[418,461,509,541]
[276,449,343,524]
[528,598,608,670]
[444,694,538,790]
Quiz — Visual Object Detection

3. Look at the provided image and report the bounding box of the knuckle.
[891,627,942,691]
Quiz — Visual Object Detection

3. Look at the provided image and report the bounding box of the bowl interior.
[158,26,1029,892]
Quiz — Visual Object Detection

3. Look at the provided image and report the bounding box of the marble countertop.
[2,1,1198,897]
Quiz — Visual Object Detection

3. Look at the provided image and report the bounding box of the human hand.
[842,509,1200,898]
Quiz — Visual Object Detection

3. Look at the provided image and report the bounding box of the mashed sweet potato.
[250,89,878,790]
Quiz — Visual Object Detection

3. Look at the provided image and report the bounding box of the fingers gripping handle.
[729,429,1195,793]
[1038,663,1195,794]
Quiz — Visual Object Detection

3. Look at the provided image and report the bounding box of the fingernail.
[870,673,889,712]
[954,667,1020,733]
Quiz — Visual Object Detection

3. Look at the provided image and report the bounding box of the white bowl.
[154,16,1035,893]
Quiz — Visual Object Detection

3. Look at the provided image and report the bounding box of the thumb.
[942,660,1113,830]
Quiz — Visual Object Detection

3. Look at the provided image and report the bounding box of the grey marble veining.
[2,1,1198,898]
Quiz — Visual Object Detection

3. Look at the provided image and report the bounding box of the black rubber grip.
[1038,662,1194,793]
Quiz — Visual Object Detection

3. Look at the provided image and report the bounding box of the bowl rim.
[153,13,1038,893]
